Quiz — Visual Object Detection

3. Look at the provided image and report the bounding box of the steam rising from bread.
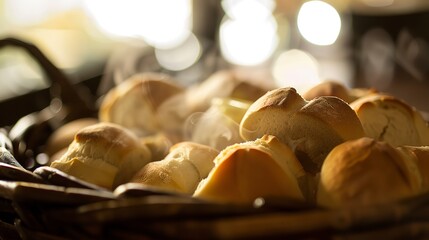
[187,98,251,151]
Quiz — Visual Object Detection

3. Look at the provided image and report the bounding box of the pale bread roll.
[50,122,152,190]
[350,94,429,147]
[240,87,365,174]
[193,135,306,204]
[99,72,183,137]
[130,141,219,194]
[317,137,422,208]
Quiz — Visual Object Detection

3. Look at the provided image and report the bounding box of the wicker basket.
[1,37,429,240]
[1,162,429,240]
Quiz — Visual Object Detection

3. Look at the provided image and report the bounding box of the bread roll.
[317,137,422,208]
[50,122,152,190]
[99,72,184,137]
[350,94,429,147]
[130,141,219,194]
[240,87,365,174]
[193,135,306,204]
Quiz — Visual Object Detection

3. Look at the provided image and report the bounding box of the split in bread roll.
[50,122,152,190]
[350,94,429,147]
[193,135,307,204]
[44,118,99,163]
[302,80,378,103]
[130,141,219,194]
[190,97,251,151]
[317,137,422,208]
[240,87,365,174]
[99,72,184,137]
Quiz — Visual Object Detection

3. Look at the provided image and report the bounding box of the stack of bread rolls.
[45,72,429,208]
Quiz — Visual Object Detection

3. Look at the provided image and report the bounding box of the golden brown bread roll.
[240,87,365,174]
[317,137,422,208]
[44,118,99,162]
[99,72,184,137]
[50,122,152,190]
[130,141,219,194]
[193,135,306,204]
[350,94,429,147]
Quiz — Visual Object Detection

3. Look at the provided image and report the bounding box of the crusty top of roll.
[99,72,184,136]
[193,135,306,204]
[318,137,422,208]
[50,122,152,189]
[240,87,365,174]
[350,93,429,147]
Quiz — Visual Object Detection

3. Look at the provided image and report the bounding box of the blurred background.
[0,0,428,126]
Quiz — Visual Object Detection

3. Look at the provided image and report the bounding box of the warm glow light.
[219,16,278,66]
[222,0,275,20]
[297,0,341,46]
[84,0,192,49]
[272,49,321,94]
[155,33,201,71]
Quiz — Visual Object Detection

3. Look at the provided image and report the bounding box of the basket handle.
[0,37,95,116]
[0,37,97,169]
